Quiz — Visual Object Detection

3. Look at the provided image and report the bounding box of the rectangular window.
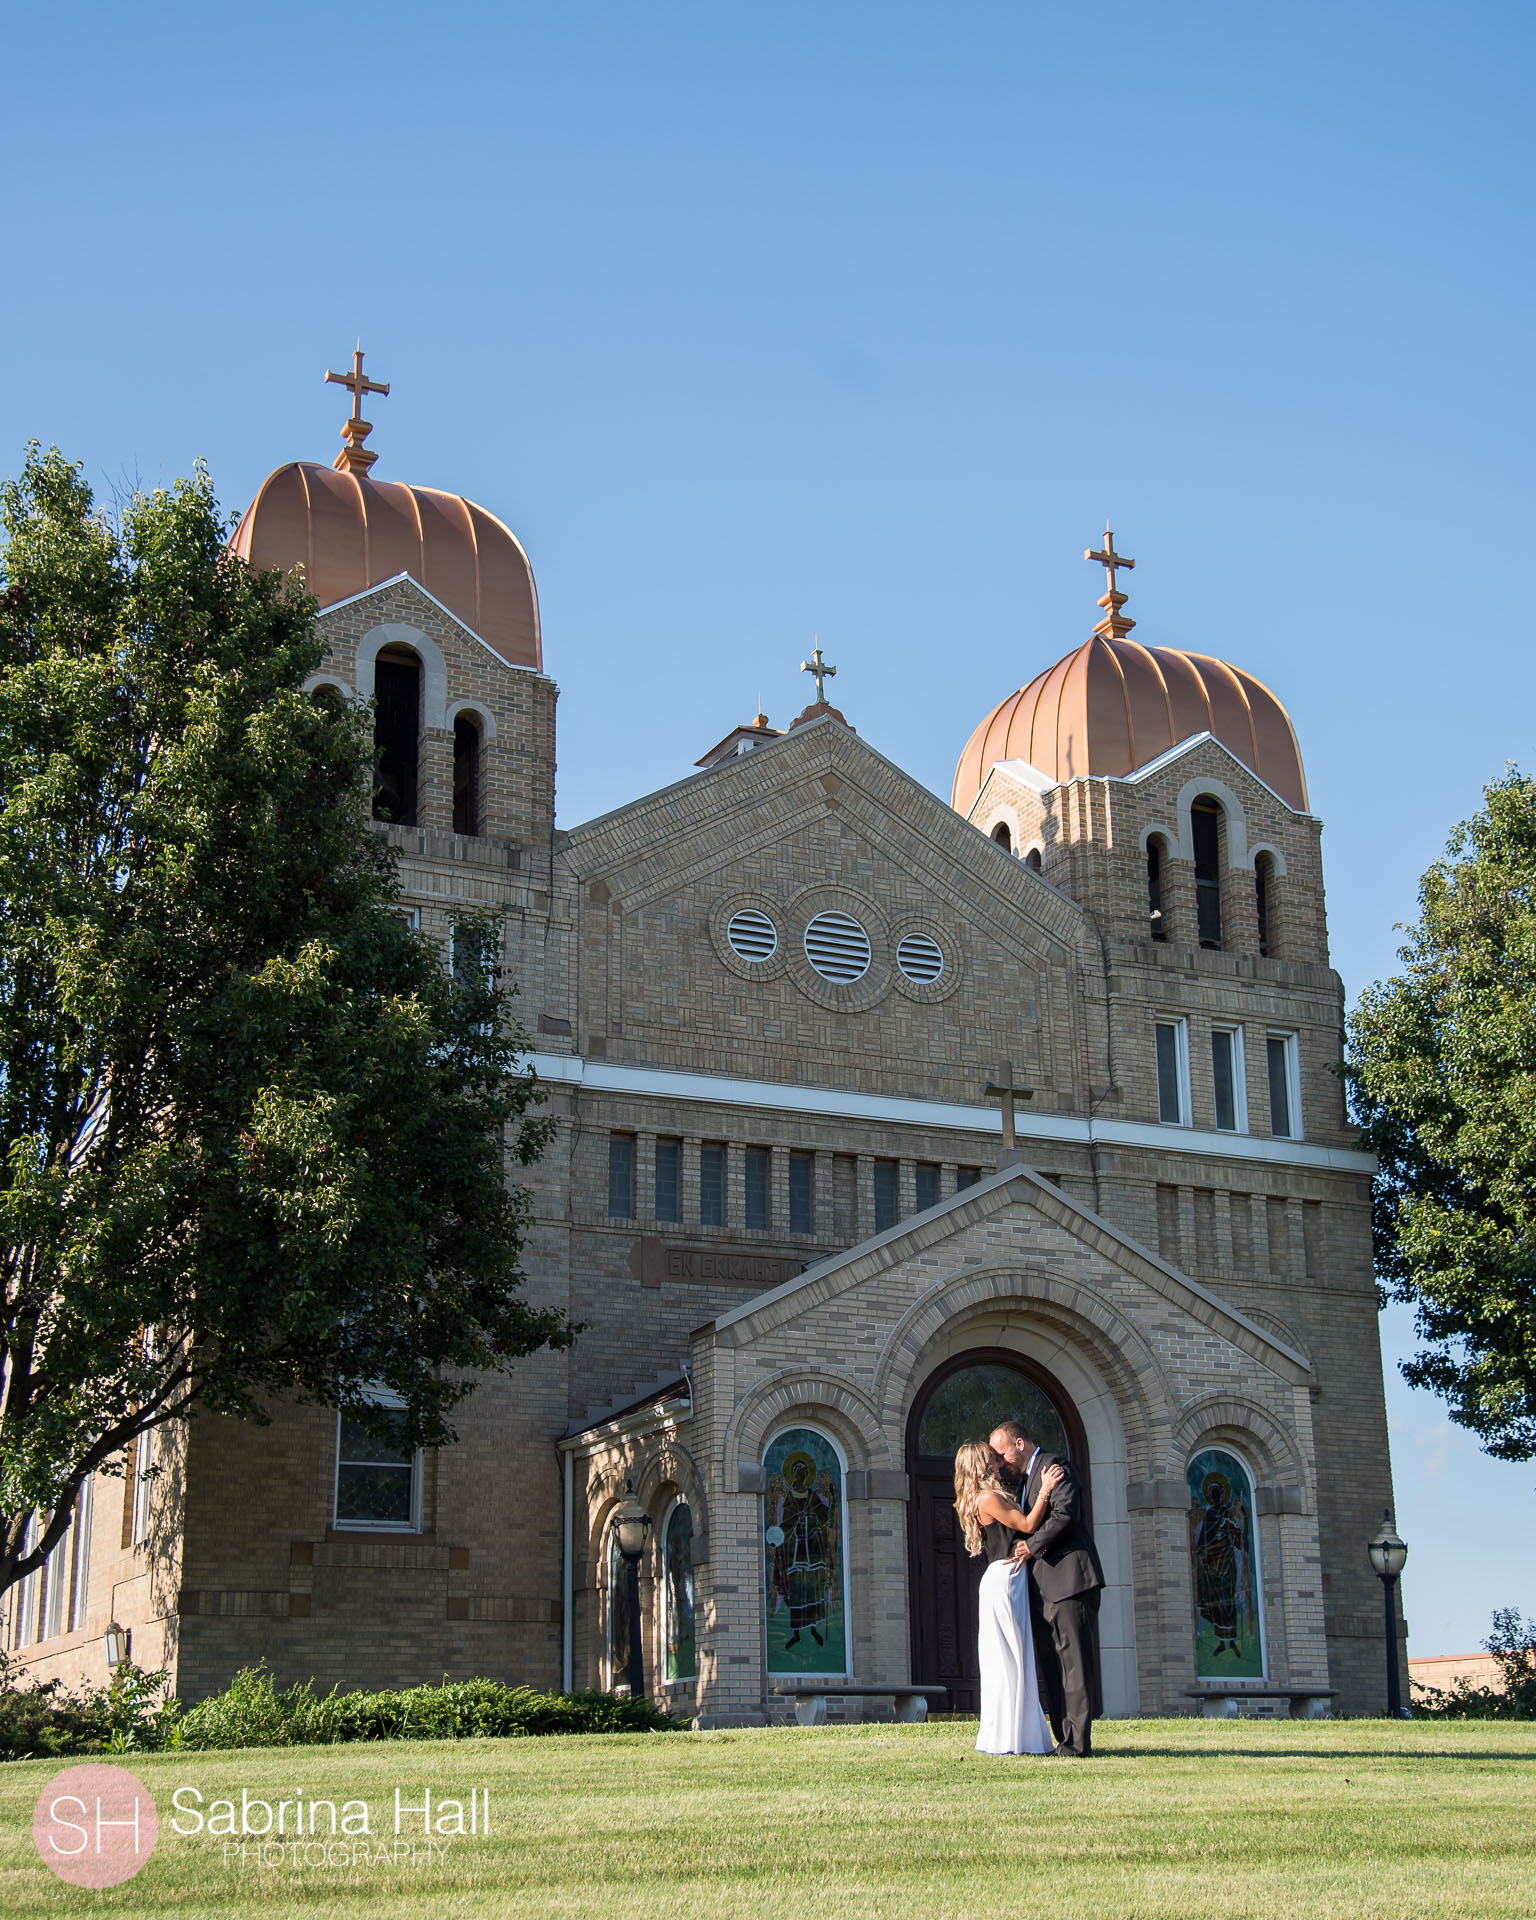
[915,1162,941,1212]
[41,1529,66,1641]
[13,1515,37,1648]
[448,917,498,990]
[955,1166,982,1190]
[789,1152,814,1234]
[744,1147,770,1230]
[700,1144,725,1226]
[334,1399,420,1532]
[874,1159,899,1232]
[1211,1027,1246,1132]
[1156,1019,1189,1125]
[608,1134,636,1218]
[69,1481,93,1632]
[1267,1033,1300,1139]
[131,1427,154,1547]
[654,1139,680,1224]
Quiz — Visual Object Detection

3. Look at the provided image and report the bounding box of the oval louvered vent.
[896,932,945,984]
[726,908,778,962]
[803,910,872,983]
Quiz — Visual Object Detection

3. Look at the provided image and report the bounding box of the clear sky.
[5,1,1533,1658]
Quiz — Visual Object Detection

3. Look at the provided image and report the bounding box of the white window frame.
[41,1525,67,1641]
[332,1390,423,1534]
[761,1423,852,1682]
[658,1495,698,1689]
[1210,1025,1248,1134]
[1154,1017,1192,1127]
[69,1480,94,1633]
[1266,1030,1303,1141]
[396,906,421,931]
[131,1426,155,1547]
[12,1514,38,1649]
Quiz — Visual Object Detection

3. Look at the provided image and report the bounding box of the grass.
[4,1718,1535,1918]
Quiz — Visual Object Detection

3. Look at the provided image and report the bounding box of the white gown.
[975,1556,1055,1755]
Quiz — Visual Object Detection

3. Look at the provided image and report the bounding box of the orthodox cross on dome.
[324,345,390,476]
[984,1060,1033,1168]
[800,643,837,705]
[1084,526,1136,639]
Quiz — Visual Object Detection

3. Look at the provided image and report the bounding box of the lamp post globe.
[1367,1509,1408,1717]
[614,1479,652,1699]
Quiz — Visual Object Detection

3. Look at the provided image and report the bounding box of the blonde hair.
[953,1440,1007,1558]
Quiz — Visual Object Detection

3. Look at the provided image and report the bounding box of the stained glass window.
[1187,1446,1264,1679]
[662,1501,698,1682]
[606,1523,632,1690]
[763,1427,846,1677]
[915,1365,1070,1461]
[335,1404,418,1530]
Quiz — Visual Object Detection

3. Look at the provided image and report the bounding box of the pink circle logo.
[33,1763,158,1887]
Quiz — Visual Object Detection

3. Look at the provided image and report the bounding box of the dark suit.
[1021,1450,1104,1756]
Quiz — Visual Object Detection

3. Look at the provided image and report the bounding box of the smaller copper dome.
[231,462,540,672]
[952,635,1307,816]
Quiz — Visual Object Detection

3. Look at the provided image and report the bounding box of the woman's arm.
[976,1466,1065,1537]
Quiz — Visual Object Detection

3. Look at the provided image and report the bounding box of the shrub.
[0,1654,181,1759]
[1413,1608,1536,1719]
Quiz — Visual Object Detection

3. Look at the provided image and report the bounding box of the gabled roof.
[708,1157,1312,1383]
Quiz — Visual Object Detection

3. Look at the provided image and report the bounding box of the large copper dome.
[231,462,541,672]
[951,634,1308,816]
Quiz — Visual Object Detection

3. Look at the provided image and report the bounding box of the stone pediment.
[706,1156,1312,1387]
[564,712,1086,954]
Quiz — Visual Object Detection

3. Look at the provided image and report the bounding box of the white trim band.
[523,1053,1375,1174]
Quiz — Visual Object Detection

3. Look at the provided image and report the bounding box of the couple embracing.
[952,1420,1104,1758]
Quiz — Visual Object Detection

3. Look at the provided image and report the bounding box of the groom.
[989,1419,1105,1758]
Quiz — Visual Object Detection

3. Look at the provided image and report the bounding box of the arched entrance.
[906,1349,1088,1714]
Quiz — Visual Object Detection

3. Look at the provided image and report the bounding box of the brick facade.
[12,523,1402,1722]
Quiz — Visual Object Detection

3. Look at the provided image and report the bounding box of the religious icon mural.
[763,1427,846,1676]
[605,1522,632,1689]
[1186,1446,1264,1679]
[663,1500,698,1683]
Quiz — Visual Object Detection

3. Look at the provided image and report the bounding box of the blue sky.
[5,2,1534,1657]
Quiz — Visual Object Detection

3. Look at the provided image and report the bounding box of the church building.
[12,361,1401,1720]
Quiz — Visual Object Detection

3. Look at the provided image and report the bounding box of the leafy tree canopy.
[0,446,572,1597]
[1348,770,1536,1461]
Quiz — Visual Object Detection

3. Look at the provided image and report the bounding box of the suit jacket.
[1022,1451,1105,1603]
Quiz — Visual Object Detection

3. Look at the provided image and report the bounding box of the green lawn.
[5,1718,1535,1919]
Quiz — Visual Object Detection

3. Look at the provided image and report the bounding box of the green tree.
[0,446,572,1601]
[1348,769,1536,1460]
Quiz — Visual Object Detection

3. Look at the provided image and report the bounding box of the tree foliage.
[0,446,572,1600]
[1348,770,1536,1460]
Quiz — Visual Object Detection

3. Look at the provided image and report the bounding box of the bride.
[953,1440,1064,1756]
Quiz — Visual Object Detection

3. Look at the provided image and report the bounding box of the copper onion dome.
[951,633,1308,816]
[231,461,542,673]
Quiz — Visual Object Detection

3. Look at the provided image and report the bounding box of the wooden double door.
[906,1349,1087,1715]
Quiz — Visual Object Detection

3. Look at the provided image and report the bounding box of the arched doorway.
[906,1349,1088,1714]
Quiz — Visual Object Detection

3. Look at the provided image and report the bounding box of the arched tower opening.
[373,646,422,826]
[453,712,483,836]
[1190,797,1224,949]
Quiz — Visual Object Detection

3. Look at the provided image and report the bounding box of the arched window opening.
[990,821,1013,853]
[1255,853,1275,958]
[661,1500,698,1683]
[453,712,483,836]
[373,647,421,826]
[604,1520,632,1691]
[1187,1446,1265,1679]
[1024,847,1042,873]
[1147,835,1168,941]
[763,1427,846,1678]
[1191,799,1224,949]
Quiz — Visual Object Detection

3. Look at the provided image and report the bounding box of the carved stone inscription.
[630,1236,806,1291]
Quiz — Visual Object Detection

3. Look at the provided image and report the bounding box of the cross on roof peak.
[324,345,390,476]
[800,643,837,705]
[1084,527,1136,639]
[984,1060,1033,1169]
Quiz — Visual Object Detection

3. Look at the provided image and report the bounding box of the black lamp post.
[613,1480,653,1699]
[1367,1509,1409,1718]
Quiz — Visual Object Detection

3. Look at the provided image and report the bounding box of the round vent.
[896,932,945,984]
[726,908,778,962]
[803,910,872,983]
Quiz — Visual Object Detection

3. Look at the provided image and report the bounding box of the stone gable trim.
[707,1162,1311,1382]
[973,730,1316,823]
[317,572,548,681]
[563,716,1085,947]
[526,1052,1376,1176]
